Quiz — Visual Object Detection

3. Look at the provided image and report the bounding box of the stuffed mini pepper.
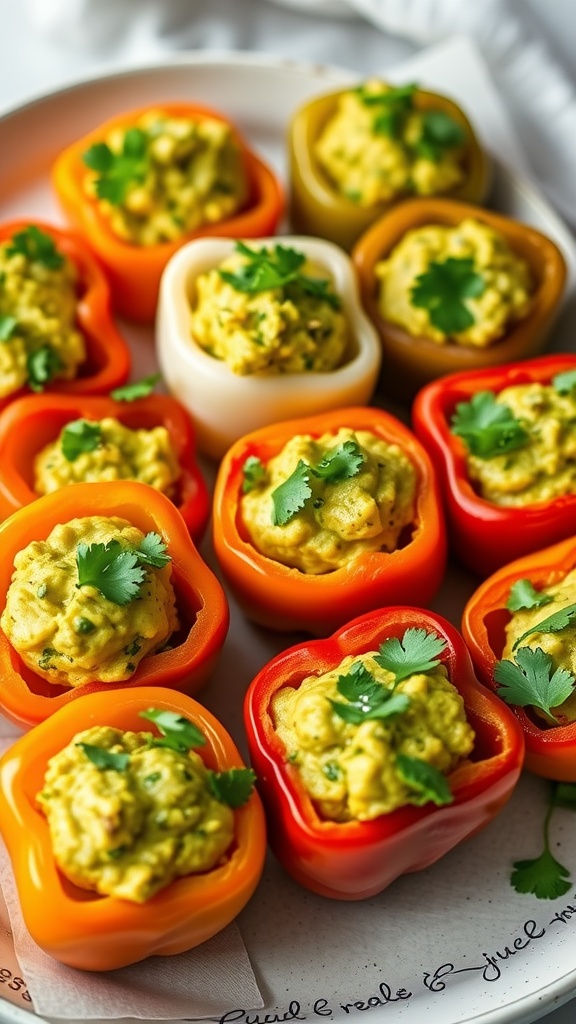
[462,535,576,781]
[212,406,446,634]
[0,388,210,541]
[157,235,382,459]
[244,606,523,899]
[0,221,130,409]
[0,687,265,970]
[0,479,228,729]
[352,198,566,401]
[412,354,576,576]
[289,79,489,251]
[53,103,284,321]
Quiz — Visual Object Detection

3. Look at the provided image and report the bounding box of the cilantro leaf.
[511,848,571,900]
[374,627,446,684]
[553,369,576,396]
[110,373,161,402]
[494,646,575,719]
[357,83,417,140]
[411,257,486,335]
[208,768,256,808]
[271,460,312,526]
[6,226,64,269]
[27,345,63,392]
[83,127,149,206]
[506,579,554,612]
[330,660,411,723]
[413,111,465,162]
[139,708,206,752]
[314,440,364,483]
[76,742,130,771]
[511,602,576,650]
[450,390,529,458]
[61,419,102,461]
[219,242,340,308]
[395,754,453,806]
[0,315,18,341]
[76,540,146,605]
[242,455,267,493]
[136,532,171,568]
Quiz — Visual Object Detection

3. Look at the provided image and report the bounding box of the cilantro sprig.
[110,373,161,403]
[411,257,486,335]
[0,315,18,342]
[374,627,447,683]
[27,345,63,392]
[242,455,267,494]
[510,782,576,899]
[61,419,102,461]
[494,647,575,722]
[329,661,411,724]
[395,754,453,806]
[219,241,341,310]
[83,127,149,205]
[506,579,554,612]
[357,83,417,139]
[552,369,576,395]
[271,440,364,526]
[75,532,171,605]
[77,743,130,772]
[413,111,465,162]
[511,602,576,651]
[6,225,64,269]
[450,390,530,459]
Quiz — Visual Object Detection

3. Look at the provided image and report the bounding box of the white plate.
[1,42,576,1024]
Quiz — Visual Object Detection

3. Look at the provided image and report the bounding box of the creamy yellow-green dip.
[272,649,474,821]
[37,724,234,902]
[376,219,532,346]
[503,570,576,723]
[191,247,348,375]
[34,417,181,497]
[464,382,576,506]
[0,516,178,687]
[240,427,416,573]
[314,80,466,207]
[0,227,86,399]
[83,109,248,246]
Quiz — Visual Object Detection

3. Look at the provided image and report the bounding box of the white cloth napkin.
[0,739,263,1021]
[20,0,576,226]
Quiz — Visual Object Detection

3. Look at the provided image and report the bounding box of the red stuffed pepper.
[0,220,130,410]
[212,406,447,636]
[0,480,228,730]
[462,535,576,781]
[244,606,524,899]
[0,391,210,542]
[412,354,576,577]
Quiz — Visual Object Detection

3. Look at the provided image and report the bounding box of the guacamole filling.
[0,225,86,399]
[376,219,532,347]
[272,633,474,821]
[34,417,181,498]
[240,427,417,573]
[0,516,178,687]
[314,80,466,207]
[37,724,235,902]
[82,109,248,246]
[191,241,348,375]
[451,379,576,506]
[499,570,576,726]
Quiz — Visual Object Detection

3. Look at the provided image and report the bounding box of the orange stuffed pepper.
[212,406,446,635]
[0,686,266,971]
[53,102,284,322]
[0,391,210,542]
[352,198,566,402]
[0,220,130,409]
[0,480,228,729]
